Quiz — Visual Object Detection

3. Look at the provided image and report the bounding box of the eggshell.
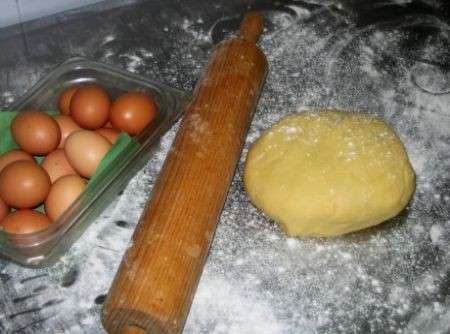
[0,210,51,234]
[64,130,111,178]
[45,175,86,221]
[0,149,35,173]
[95,128,120,144]
[11,111,61,155]
[70,84,110,129]
[54,115,81,148]
[0,160,51,208]
[58,86,80,115]
[41,149,77,183]
[0,197,9,221]
[110,92,158,135]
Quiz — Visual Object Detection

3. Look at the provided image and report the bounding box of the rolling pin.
[102,12,268,334]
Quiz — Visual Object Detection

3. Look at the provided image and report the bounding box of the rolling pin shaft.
[102,12,268,334]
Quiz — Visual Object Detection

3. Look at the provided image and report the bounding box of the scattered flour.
[1,91,15,106]
[429,224,444,245]
[1,1,450,334]
[102,34,115,45]
[119,54,145,73]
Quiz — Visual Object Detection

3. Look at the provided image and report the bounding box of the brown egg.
[11,111,61,155]
[0,160,51,208]
[58,86,80,115]
[110,92,158,135]
[95,128,120,144]
[0,210,51,234]
[54,115,82,148]
[41,149,77,183]
[64,130,111,178]
[0,149,35,173]
[45,175,86,221]
[0,197,9,221]
[70,84,110,129]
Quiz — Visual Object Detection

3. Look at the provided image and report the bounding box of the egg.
[70,84,110,129]
[54,115,81,148]
[41,149,77,183]
[11,111,61,155]
[0,149,35,173]
[95,128,120,144]
[0,197,9,221]
[45,175,86,221]
[0,210,51,234]
[0,160,51,208]
[110,92,158,135]
[58,86,80,115]
[64,130,111,177]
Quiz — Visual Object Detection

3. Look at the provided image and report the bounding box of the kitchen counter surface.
[0,0,450,333]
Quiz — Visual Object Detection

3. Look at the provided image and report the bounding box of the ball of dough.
[244,110,415,237]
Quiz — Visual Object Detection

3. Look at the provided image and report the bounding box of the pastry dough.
[244,110,415,237]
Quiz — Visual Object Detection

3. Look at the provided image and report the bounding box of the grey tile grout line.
[14,0,30,56]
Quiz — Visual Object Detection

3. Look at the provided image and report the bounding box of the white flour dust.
[1,2,450,334]
[188,3,450,333]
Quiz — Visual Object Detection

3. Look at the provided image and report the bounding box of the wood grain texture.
[102,12,268,334]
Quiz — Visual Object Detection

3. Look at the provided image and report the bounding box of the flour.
[119,54,145,73]
[1,91,15,106]
[1,1,450,333]
[179,18,210,43]
[102,35,115,45]
[188,276,289,334]
[186,2,449,333]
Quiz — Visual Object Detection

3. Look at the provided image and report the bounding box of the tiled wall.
[0,0,104,28]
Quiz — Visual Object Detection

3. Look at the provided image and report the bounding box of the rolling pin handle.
[239,11,264,43]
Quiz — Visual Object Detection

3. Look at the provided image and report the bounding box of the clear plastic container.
[0,57,187,267]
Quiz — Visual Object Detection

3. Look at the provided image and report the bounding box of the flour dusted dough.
[244,110,415,237]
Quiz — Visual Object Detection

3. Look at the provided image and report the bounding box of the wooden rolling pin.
[102,12,268,334]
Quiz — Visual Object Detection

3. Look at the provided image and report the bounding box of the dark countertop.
[1,0,450,333]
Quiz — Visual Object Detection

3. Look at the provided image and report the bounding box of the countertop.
[0,0,450,333]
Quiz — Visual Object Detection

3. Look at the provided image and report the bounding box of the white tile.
[0,0,20,28]
[18,0,105,23]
